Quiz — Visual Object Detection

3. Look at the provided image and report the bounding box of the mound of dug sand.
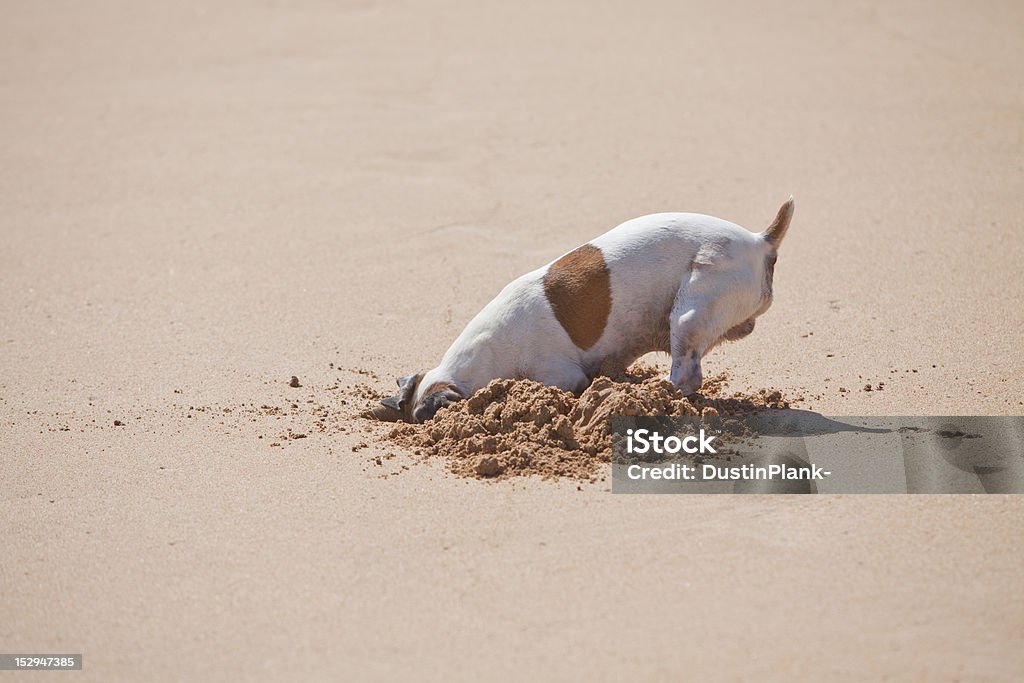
[383,368,789,481]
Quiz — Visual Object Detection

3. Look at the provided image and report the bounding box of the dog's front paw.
[669,353,703,396]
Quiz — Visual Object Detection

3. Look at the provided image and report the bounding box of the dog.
[378,198,794,423]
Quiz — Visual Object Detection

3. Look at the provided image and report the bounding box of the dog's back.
[400,200,794,418]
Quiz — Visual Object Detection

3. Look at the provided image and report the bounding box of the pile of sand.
[381,367,789,481]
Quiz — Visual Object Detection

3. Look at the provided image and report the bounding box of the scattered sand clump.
[381,366,789,482]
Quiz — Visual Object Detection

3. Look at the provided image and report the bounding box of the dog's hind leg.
[530,357,590,394]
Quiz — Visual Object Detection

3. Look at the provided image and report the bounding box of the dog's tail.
[762,196,795,247]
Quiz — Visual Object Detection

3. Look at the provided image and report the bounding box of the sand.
[2,0,1023,680]
[381,367,789,481]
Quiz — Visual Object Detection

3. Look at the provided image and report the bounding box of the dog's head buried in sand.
[376,198,795,423]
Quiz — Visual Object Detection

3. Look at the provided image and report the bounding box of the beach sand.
[2,0,1022,679]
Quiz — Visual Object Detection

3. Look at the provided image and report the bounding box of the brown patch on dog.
[419,381,459,401]
[543,244,612,350]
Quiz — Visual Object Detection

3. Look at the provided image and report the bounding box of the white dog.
[380,198,794,423]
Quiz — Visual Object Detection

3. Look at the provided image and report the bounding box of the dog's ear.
[763,196,795,247]
[396,372,423,409]
[397,373,422,406]
[379,373,424,422]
